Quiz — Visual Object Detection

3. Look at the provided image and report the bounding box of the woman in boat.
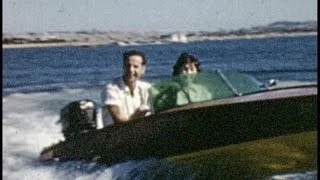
[172,52,212,104]
[172,52,202,76]
[150,52,213,112]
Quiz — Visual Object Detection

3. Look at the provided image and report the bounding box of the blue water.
[2,35,317,180]
[3,35,317,96]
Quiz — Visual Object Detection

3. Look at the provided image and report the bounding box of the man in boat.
[101,50,152,126]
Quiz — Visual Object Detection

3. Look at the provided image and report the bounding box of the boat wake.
[29,158,194,180]
[2,87,195,180]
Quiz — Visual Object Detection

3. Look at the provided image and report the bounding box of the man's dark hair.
[123,50,147,65]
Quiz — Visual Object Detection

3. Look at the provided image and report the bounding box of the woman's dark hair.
[172,52,201,76]
[123,50,147,65]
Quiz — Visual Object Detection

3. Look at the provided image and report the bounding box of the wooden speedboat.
[40,71,317,168]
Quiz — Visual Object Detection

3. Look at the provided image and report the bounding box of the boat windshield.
[150,70,266,113]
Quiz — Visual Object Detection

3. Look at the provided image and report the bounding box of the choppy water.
[2,35,317,179]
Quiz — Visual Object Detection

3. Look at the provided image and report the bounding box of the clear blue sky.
[3,0,317,34]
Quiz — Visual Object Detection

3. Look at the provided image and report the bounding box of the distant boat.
[114,41,140,46]
[170,33,188,43]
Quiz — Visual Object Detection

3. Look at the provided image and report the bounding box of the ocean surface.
[3,35,317,179]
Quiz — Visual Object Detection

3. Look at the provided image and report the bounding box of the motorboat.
[40,70,317,178]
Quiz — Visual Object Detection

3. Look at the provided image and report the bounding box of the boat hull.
[166,131,317,179]
[40,86,317,165]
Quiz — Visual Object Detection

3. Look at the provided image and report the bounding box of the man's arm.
[106,105,150,124]
[106,105,128,124]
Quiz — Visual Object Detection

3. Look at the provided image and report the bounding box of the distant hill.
[194,20,317,37]
[2,21,317,46]
[268,21,317,28]
[248,20,317,34]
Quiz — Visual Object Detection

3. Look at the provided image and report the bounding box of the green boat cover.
[150,70,267,113]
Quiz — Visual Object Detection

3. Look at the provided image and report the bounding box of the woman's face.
[179,62,198,75]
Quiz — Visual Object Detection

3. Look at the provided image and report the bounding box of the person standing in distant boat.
[101,50,152,126]
[172,52,202,76]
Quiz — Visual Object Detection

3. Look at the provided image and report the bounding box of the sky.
[3,0,317,34]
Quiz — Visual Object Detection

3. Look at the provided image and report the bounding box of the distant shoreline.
[2,42,103,49]
[2,32,316,49]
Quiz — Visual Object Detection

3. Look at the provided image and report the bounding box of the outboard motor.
[57,99,97,140]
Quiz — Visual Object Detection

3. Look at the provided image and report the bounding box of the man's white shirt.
[101,77,152,126]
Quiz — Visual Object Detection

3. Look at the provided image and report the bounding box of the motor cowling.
[57,99,97,140]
